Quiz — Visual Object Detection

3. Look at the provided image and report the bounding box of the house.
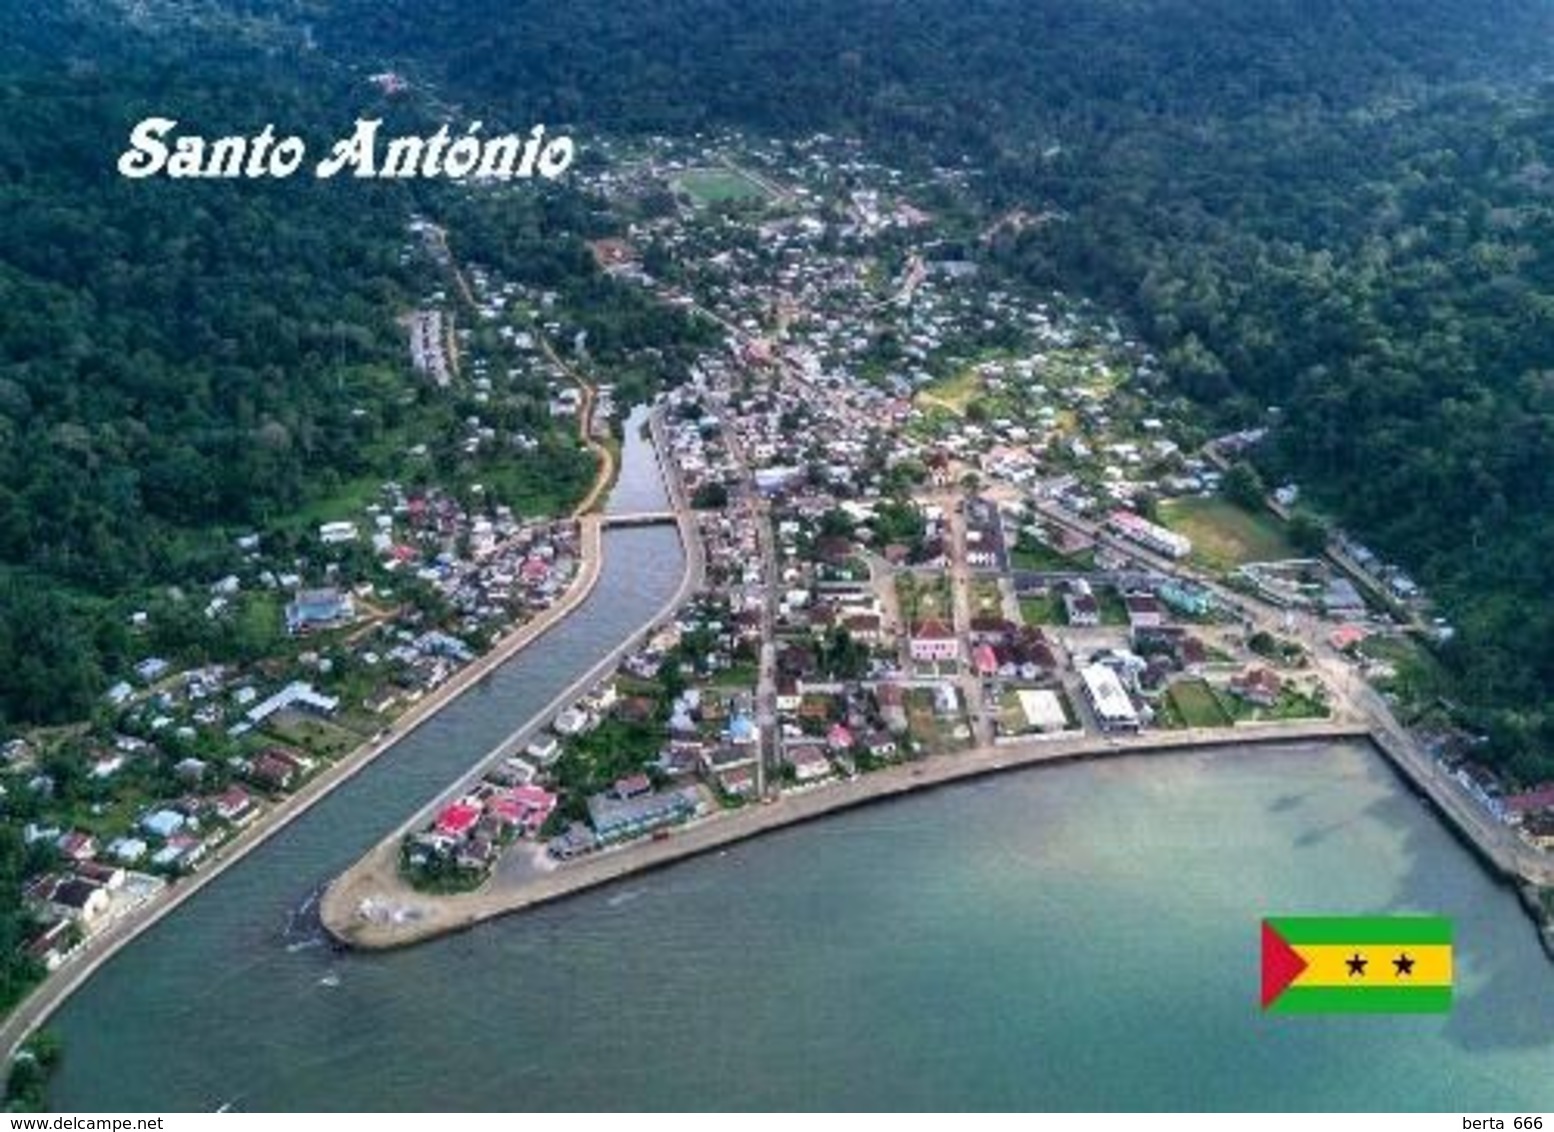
[864,732,899,760]
[141,809,186,839]
[875,683,909,733]
[212,786,256,823]
[1124,594,1164,630]
[285,587,356,635]
[1230,666,1283,708]
[547,822,598,860]
[1522,811,1554,849]
[909,618,959,663]
[586,787,699,843]
[968,616,1012,645]
[1063,581,1101,627]
[1502,784,1554,823]
[248,750,302,791]
[48,877,110,924]
[434,800,483,841]
[1158,581,1215,618]
[1108,509,1191,559]
[107,837,148,864]
[703,744,758,775]
[26,920,74,972]
[842,613,883,644]
[525,736,561,765]
[73,861,126,890]
[784,744,833,783]
[971,644,999,678]
[775,679,803,713]
[614,773,653,800]
[717,766,758,799]
[56,831,98,863]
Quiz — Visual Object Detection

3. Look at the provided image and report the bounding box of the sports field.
[1159,497,1297,567]
[672,167,770,205]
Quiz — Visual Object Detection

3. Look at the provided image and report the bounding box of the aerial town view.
[4,0,1554,1115]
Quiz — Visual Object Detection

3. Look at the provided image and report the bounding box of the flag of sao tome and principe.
[1261,916,1453,1014]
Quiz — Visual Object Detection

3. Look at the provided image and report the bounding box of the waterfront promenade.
[323,720,1370,949]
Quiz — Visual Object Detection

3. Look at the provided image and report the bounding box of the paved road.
[328,719,1370,949]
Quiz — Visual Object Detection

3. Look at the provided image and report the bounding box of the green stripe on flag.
[1267,916,1452,946]
[1267,985,1452,1015]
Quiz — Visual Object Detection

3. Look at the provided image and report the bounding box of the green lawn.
[1167,679,1234,728]
[1096,588,1131,626]
[672,168,770,205]
[1020,594,1064,626]
[897,572,952,624]
[904,687,970,754]
[971,578,1004,617]
[1224,687,1331,723]
[1010,538,1095,572]
[1159,497,1298,568]
[263,713,364,760]
[710,661,760,688]
[916,367,982,415]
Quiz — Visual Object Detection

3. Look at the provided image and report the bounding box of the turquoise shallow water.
[46,739,1554,1111]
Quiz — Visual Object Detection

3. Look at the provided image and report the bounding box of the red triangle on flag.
[1262,920,1308,1008]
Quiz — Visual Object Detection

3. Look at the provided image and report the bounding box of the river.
[46,415,1554,1111]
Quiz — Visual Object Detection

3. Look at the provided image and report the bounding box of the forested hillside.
[3,0,1553,767]
[321,0,1554,774]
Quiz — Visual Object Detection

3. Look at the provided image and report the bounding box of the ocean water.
[47,740,1554,1111]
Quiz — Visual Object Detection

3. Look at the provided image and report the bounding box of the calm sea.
[48,740,1554,1111]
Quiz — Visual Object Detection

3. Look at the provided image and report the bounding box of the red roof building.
[435,801,483,840]
[971,643,999,677]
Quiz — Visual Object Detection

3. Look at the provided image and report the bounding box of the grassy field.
[1010,538,1095,572]
[672,167,770,205]
[905,687,970,754]
[897,571,953,624]
[710,661,760,688]
[1096,587,1131,626]
[1224,686,1331,723]
[264,712,365,759]
[1020,594,1064,626]
[916,367,982,414]
[1167,679,1234,728]
[971,578,1004,617]
[1159,497,1298,568]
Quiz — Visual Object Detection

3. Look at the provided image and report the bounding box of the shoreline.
[0,517,611,1064]
[320,718,1554,956]
[322,720,1370,949]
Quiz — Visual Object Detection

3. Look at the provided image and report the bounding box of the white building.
[1080,664,1140,732]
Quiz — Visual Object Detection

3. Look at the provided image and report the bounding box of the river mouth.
[41,408,1554,1111]
[49,738,1554,1111]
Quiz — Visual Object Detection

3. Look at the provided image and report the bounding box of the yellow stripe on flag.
[1292,944,1452,987]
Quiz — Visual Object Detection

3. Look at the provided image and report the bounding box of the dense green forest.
[316,0,1554,774]
[0,3,704,729]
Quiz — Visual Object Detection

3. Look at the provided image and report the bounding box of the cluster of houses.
[408,780,560,875]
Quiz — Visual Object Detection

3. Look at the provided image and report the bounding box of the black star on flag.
[1345,953,1368,977]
